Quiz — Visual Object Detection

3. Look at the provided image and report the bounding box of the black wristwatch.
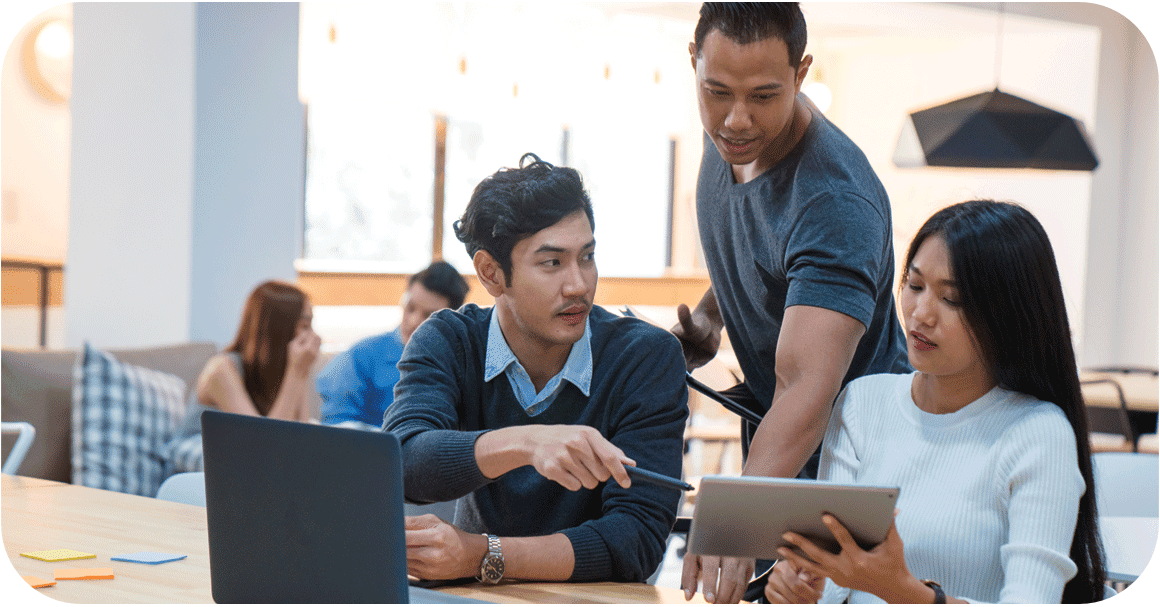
[921,579,946,604]
[477,534,504,584]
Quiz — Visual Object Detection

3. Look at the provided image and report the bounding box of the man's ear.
[795,54,813,91]
[688,41,698,71]
[472,250,506,298]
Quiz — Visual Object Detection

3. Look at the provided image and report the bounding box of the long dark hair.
[225,280,308,416]
[903,200,1105,602]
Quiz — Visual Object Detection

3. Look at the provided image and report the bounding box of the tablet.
[686,475,900,560]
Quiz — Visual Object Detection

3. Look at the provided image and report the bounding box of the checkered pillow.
[166,431,205,475]
[72,343,186,496]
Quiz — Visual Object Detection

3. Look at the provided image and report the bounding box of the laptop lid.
[201,409,411,603]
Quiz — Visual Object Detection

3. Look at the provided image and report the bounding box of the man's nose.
[561,263,588,297]
[724,101,752,131]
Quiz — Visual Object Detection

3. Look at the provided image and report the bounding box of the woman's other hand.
[764,559,824,603]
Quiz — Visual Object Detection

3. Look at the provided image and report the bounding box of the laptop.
[201,409,482,603]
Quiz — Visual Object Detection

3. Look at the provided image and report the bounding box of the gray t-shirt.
[696,111,910,411]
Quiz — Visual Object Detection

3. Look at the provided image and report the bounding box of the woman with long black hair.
[765,200,1106,603]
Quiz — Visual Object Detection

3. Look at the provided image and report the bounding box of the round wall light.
[21,18,73,105]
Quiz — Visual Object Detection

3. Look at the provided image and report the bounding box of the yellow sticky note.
[23,575,56,588]
[54,567,115,581]
[20,549,97,562]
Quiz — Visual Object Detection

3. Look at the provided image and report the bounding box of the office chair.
[1,421,37,475]
[155,471,207,507]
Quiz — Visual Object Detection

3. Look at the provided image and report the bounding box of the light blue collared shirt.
[483,307,592,417]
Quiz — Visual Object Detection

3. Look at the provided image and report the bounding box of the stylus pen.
[684,372,764,425]
[626,466,695,492]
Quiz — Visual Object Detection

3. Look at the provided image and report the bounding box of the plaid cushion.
[71,343,186,496]
[166,432,205,475]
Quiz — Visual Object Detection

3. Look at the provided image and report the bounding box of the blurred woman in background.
[167,280,320,473]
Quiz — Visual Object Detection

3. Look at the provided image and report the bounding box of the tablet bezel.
[686,475,900,560]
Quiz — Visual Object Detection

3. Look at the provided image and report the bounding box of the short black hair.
[692,2,807,69]
[409,260,470,309]
[453,153,594,286]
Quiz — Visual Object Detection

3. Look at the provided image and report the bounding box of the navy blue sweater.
[384,304,689,582]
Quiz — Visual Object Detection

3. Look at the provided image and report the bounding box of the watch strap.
[920,579,946,604]
[477,533,504,584]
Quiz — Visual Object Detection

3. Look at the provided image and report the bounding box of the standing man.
[385,154,689,583]
[316,260,470,429]
[677,4,909,602]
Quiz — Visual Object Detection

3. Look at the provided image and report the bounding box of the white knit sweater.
[818,372,1083,604]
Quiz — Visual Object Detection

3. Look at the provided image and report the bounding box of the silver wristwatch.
[477,534,504,584]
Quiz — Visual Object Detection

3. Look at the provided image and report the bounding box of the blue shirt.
[483,308,592,417]
[316,328,405,427]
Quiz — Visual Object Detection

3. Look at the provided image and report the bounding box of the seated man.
[316,261,470,428]
[384,153,689,584]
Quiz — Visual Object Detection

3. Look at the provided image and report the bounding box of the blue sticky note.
[111,551,187,565]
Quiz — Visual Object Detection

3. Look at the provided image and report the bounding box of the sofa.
[1,342,218,484]
[3,343,333,489]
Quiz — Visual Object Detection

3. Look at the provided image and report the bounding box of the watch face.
[481,555,504,583]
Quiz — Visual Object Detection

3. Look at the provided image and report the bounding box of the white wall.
[0,3,71,260]
[65,2,303,350]
[66,2,197,349]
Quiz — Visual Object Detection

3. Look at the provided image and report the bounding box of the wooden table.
[3,474,706,603]
[441,580,707,603]
[3,474,214,603]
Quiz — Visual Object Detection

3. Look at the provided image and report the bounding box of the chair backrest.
[1093,452,1160,518]
[1,421,37,475]
[155,472,206,507]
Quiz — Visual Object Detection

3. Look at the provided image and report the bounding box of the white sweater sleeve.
[991,406,1082,603]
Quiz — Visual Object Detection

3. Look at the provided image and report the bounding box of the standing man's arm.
[682,304,864,603]
[742,304,864,478]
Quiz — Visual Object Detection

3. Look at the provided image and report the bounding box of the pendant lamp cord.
[994,2,1005,89]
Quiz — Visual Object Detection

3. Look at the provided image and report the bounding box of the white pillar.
[67,2,303,350]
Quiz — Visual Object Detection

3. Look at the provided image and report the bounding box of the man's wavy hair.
[453,153,593,286]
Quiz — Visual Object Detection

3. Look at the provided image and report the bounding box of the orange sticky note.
[20,548,96,562]
[23,575,56,588]
[54,567,115,580]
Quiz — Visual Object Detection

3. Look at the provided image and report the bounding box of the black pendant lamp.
[892,5,1098,171]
